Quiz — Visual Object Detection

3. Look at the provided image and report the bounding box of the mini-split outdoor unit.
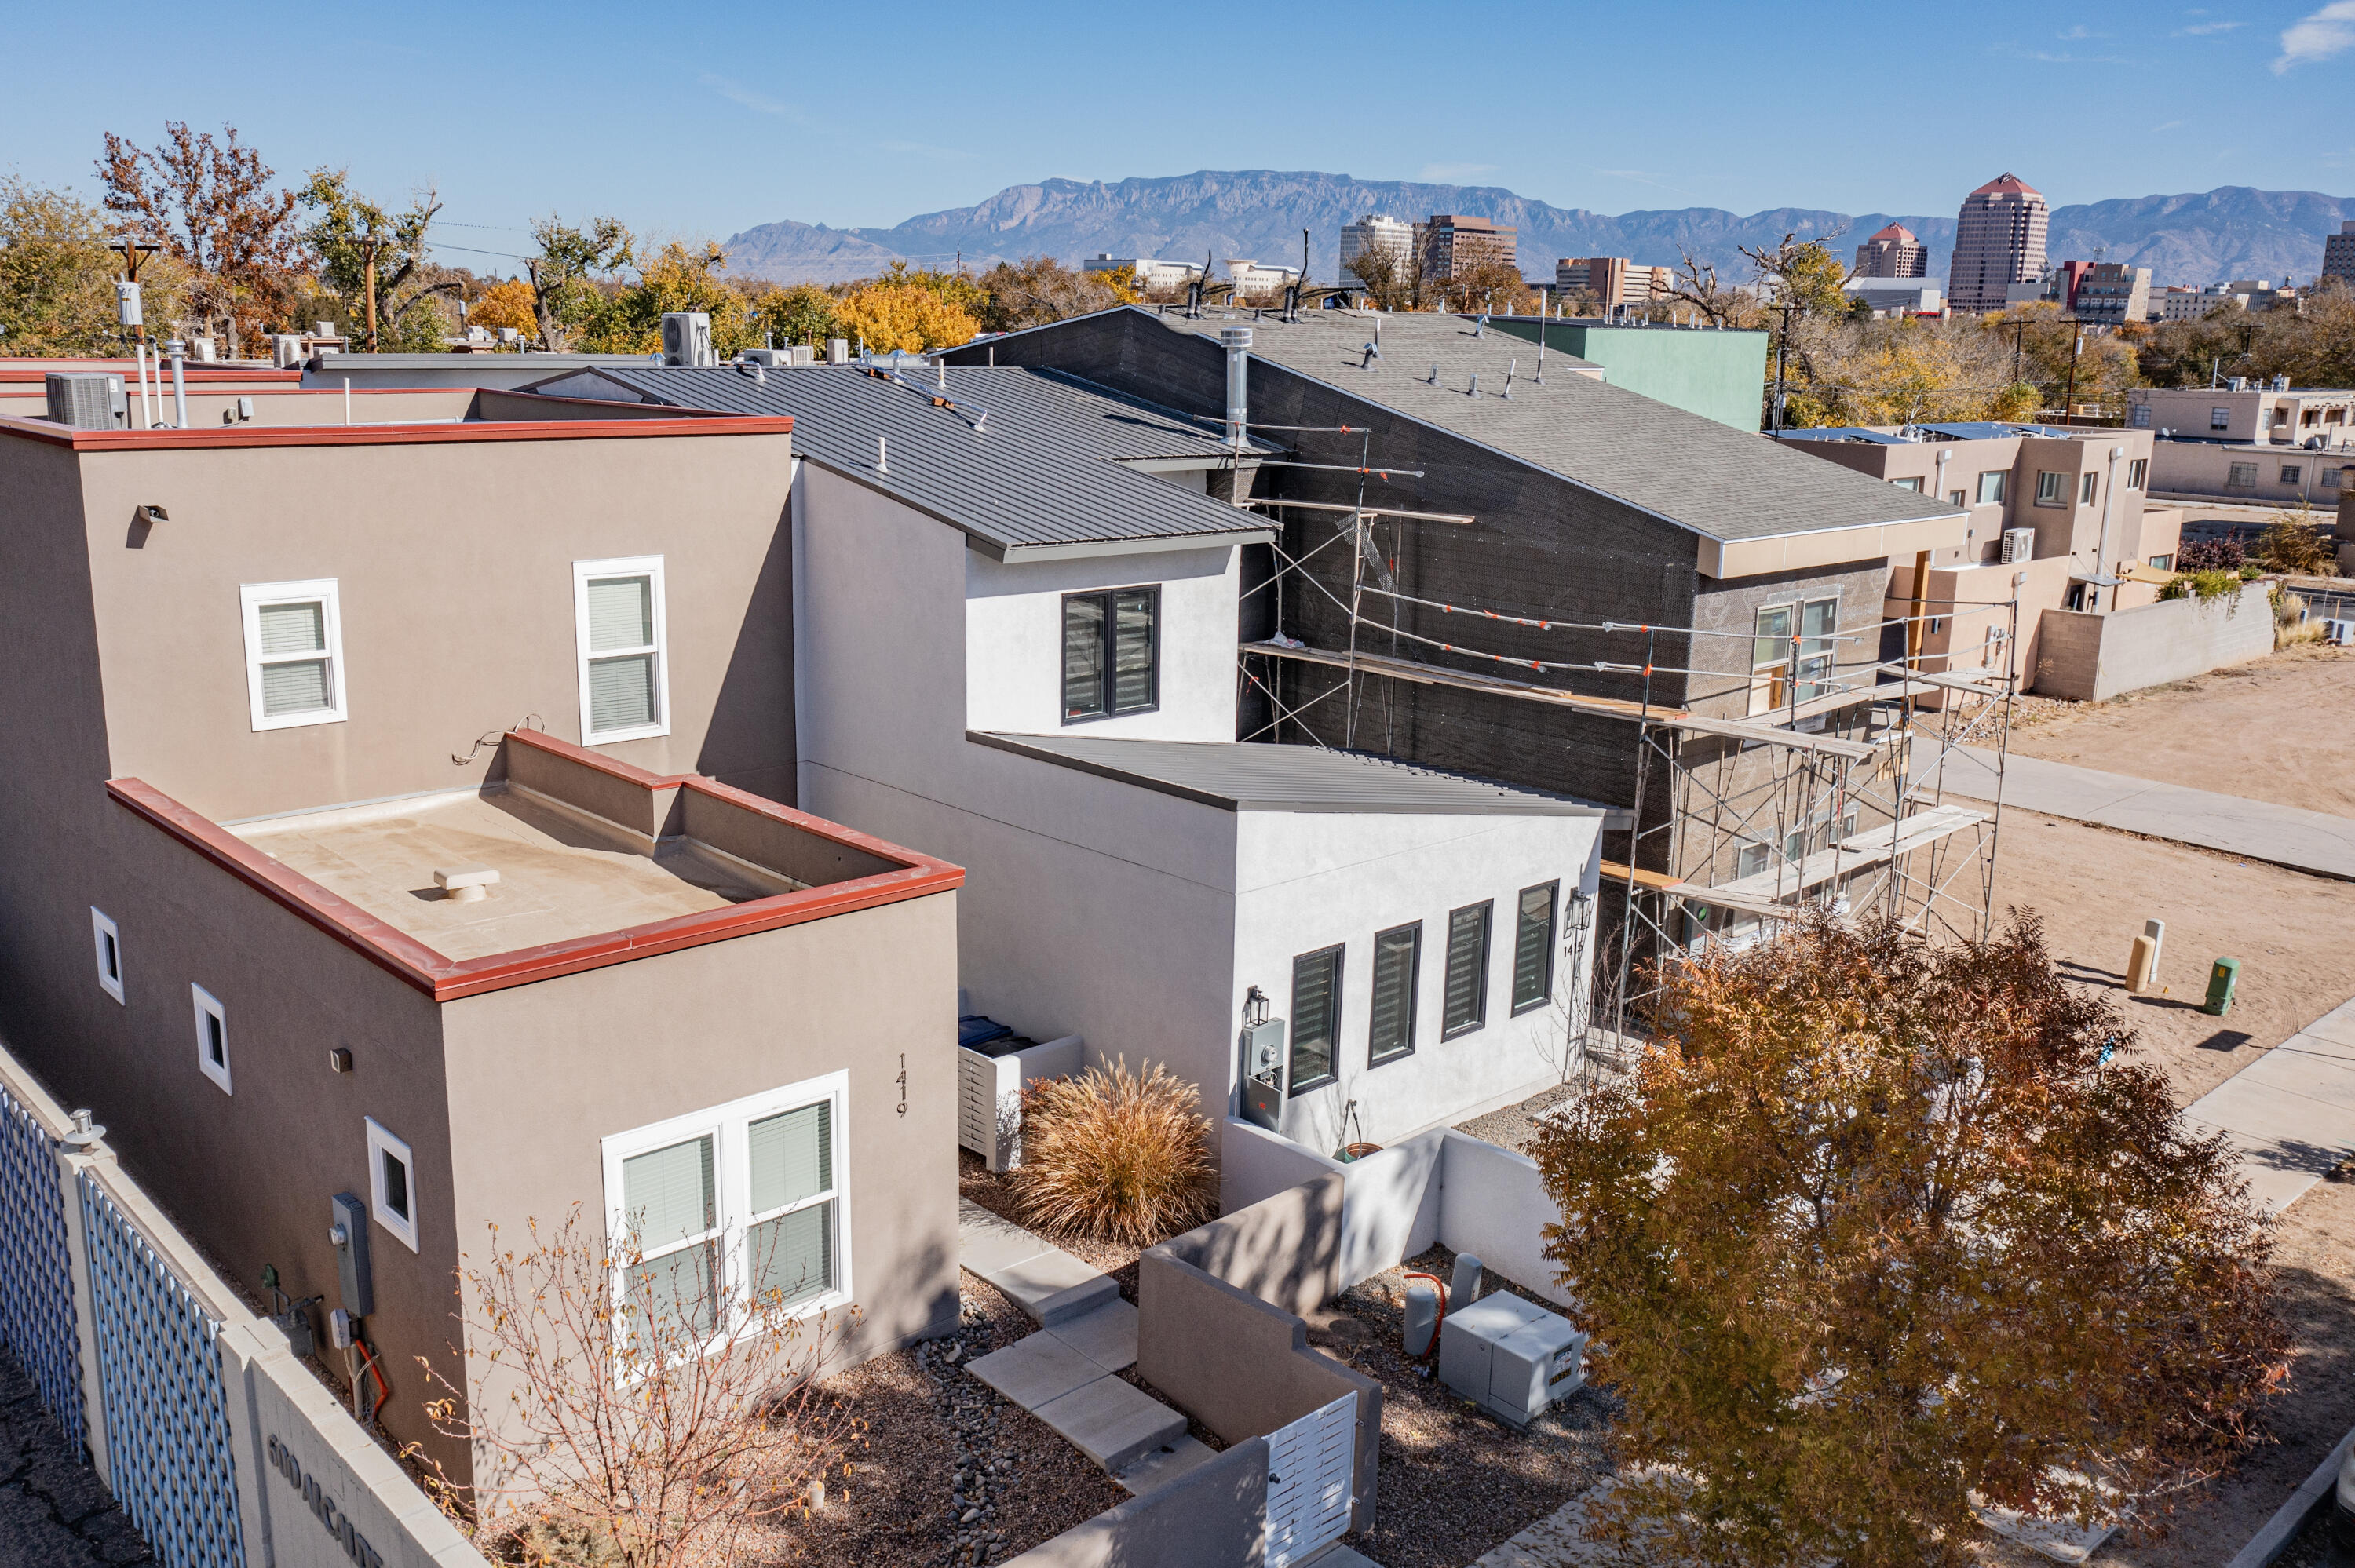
[660,312,716,367]
[1999,527,2036,565]
[2322,618,2355,647]
[1437,1293,1587,1428]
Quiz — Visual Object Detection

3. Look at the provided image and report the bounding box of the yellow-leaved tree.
[466,277,538,343]
[832,282,980,353]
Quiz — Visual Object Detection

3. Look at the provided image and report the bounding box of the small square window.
[192,984,230,1094]
[240,580,346,731]
[2211,407,2232,431]
[575,556,670,743]
[2280,465,2302,484]
[367,1118,419,1252]
[2130,405,2152,428]
[91,907,124,1004]
[1976,471,2008,505]
[2036,471,2067,505]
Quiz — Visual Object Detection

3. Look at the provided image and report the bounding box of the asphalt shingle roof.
[535,363,1277,560]
[1002,307,1965,545]
[970,732,1608,816]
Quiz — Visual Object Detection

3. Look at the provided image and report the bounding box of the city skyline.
[4,1,2353,257]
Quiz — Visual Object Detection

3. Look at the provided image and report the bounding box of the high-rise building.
[1421,214,1516,282]
[1852,224,1928,279]
[1554,257,1672,311]
[1948,173,2049,313]
[1339,214,1418,281]
[2324,220,2355,286]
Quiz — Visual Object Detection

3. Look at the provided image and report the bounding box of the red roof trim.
[107,750,961,1002]
[0,364,303,384]
[0,409,790,453]
[501,724,686,789]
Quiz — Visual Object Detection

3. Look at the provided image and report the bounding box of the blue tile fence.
[0,1080,83,1446]
[78,1172,246,1568]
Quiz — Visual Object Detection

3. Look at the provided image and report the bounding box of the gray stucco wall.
[1000,1436,1268,1568]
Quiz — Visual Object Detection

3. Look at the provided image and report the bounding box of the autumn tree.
[832,279,980,352]
[1345,244,1423,312]
[1533,913,2287,1568]
[587,240,757,356]
[973,255,1123,333]
[97,122,302,355]
[466,277,539,343]
[414,1205,862,1568]
[1663,250,1765,330]
[1782,314,2038,428]
[523,214,633,351]
[298,170,451,352]
[759,282,840,349]
[0,176,183,355]
[1433,258,1536,315]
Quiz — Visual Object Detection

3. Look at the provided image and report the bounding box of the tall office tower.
[1853,223,1928,279]
[1948,173,2049,312]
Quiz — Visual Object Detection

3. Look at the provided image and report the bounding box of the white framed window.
[239,579,346,731]
[601,1071,849,1358]
[192,984,230,1094]
[573,556,670,743]
[91,907,124,1004]
[2035,470,2067,506]
[366,1118,419,1253]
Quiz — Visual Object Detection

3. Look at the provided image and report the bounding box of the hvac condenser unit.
[660,311,716,366]
[1437,1293,1587,1428]
[1999,527,2036,565]
[955,1019,1083,1172]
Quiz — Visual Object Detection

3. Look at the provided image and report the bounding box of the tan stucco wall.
[71,428,796,822]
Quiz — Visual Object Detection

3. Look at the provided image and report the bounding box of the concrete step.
[1115,1434,1219,1497]
[1031,1271,1121,1327]
[1046,1298,1137,1372]
[1032,1375,1188,1473]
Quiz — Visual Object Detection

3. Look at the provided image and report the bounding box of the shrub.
[2256,511,2335,576]
[2174,536,2245,573]
[2160,567,2246,603]
[1006,1059,1217,1247]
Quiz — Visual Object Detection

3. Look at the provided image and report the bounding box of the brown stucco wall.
[71,428,796,825]
[436,888,962,1410]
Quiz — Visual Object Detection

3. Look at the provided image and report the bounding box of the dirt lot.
[2006,643,2355,818]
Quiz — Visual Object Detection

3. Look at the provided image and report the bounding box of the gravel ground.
[0,1343,150,1566]
[795,1275,1124,1567]
[958,1151,1145,1301]
[1309,1244,1614,1568]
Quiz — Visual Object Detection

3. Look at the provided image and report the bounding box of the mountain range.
[718,170,2355,292]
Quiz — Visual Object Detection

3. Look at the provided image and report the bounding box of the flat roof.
[970,732,1608,816]
[527,363,1279,561]
[110,730,960,1001]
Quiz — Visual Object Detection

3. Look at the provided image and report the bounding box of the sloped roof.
[1867,224,1920,244]
[969,733,1608,816]
[1050,307,1962,545]
[526,363,1276,560]
[1970,173,2043,199]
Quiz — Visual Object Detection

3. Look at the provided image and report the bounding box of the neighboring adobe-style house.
[2126,385,2355,506]
[520,361,1608,1156]
[0,388,964,1480]
[935,307,1973,919]
[1777,422,2180,692]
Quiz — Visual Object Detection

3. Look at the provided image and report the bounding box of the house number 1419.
[896,1053,907,1117]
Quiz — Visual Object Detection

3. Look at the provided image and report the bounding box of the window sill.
[1440,1021,1486,1042]
[586,723,670,746]
[1287,1073,1338,1099]
[1060,706,1159,727]
[1367,1048,1415,1070]
[1510,997,1553,1018]
[250,708,348,734]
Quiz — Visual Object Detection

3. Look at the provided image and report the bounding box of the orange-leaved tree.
[832,279,980,353]
[1533,913,2287,1568]
[97,121,302,356]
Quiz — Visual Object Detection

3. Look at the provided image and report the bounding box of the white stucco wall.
[963,545,1240,740]
[1231,808,1605,1153]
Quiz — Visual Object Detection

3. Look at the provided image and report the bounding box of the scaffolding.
[1236,497,2019,1073]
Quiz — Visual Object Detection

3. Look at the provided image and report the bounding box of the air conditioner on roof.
[660,312,716,367]
[1999,528,2036,565]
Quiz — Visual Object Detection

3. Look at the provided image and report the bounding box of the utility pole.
[2010,318,2028,385]
[2059,319,2083,425]
[1768,297,1799,436]
[361,231,382,352]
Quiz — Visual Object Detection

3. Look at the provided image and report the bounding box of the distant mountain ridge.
[720,170,2354,291]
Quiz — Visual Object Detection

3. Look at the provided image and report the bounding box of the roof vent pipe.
[1220,326,1252,449]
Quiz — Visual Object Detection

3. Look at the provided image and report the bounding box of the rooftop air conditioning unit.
[1999,527,2036,565]
[1438,1293,1588,1428]
[739,348,794,367]
[44,372,124,431]
[660,312,716,367]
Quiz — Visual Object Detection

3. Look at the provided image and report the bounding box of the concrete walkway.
[1937,746,2355,882]
[956,1200,1207,1483]
[2185,997,2355,1214]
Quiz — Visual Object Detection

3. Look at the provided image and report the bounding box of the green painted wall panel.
[1488,319,1768,432]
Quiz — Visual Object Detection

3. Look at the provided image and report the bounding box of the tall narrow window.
[239,580,345,731]
[1511,882,1559,1015]
[1442,901,1492,1038]
[1795,596,1838,702]
[1061,587,1159,723]
[747,1101,837,1307]
[2126,458,2148,489]
[620,1132,722,1341]
[575,556,669,742]
[1288,945,1342,1093]
[2080,472,2098,505]
[367,1118,419,1252]
[1749,603,1793,715]
[1976,471,2008,505]
[1368,923,1421,1067]
[192,983,230,1094]
[90,907,124,1004]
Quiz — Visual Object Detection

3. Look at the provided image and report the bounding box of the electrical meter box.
[1437,1293,1586,1428]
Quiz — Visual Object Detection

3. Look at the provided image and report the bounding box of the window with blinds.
[1368,923,1420,1066]
[622,1132,722,1340]
[747,1102,835,1307]
[1289,945,1343,1092]
[1442,901,1491,1038]
[1061,586,1159,722]
[1511,882,1558,1015]
[239,579,345,731]
[574,556,668,742]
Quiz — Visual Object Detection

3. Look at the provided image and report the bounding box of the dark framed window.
[1368,923,1421,1066]
[1061,586,1159,723]
[1441,901,1492,1038]
[1289,945,1343,1093]
[1511,882,1560,1015]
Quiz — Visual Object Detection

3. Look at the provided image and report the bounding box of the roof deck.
[110,730,962,1001]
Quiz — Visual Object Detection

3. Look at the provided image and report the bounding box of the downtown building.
[1853,224,1929,279]
[1948,173,2049,312]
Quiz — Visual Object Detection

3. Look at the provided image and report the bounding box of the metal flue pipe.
[1221,326,1252,449]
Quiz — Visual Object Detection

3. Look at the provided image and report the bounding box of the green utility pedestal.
[2203,957,2241,1017]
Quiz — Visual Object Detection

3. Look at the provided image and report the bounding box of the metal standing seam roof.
[977,306,1966,546]
[969,731,1610,816]
[536,363,1279,560]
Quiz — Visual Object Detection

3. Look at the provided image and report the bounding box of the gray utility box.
[1438,1293,1587,1428]
[46,372,126,430]
[956,1028,1084,1172]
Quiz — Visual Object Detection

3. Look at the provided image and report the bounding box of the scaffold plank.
[1697,804,1988,904]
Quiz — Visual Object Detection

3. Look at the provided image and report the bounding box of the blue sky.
[6,0,2353,270]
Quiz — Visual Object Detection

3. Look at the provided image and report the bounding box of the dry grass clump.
[1006,1059,1217,1247]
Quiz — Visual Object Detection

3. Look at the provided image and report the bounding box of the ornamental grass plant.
[1006,1059,1218,1248]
